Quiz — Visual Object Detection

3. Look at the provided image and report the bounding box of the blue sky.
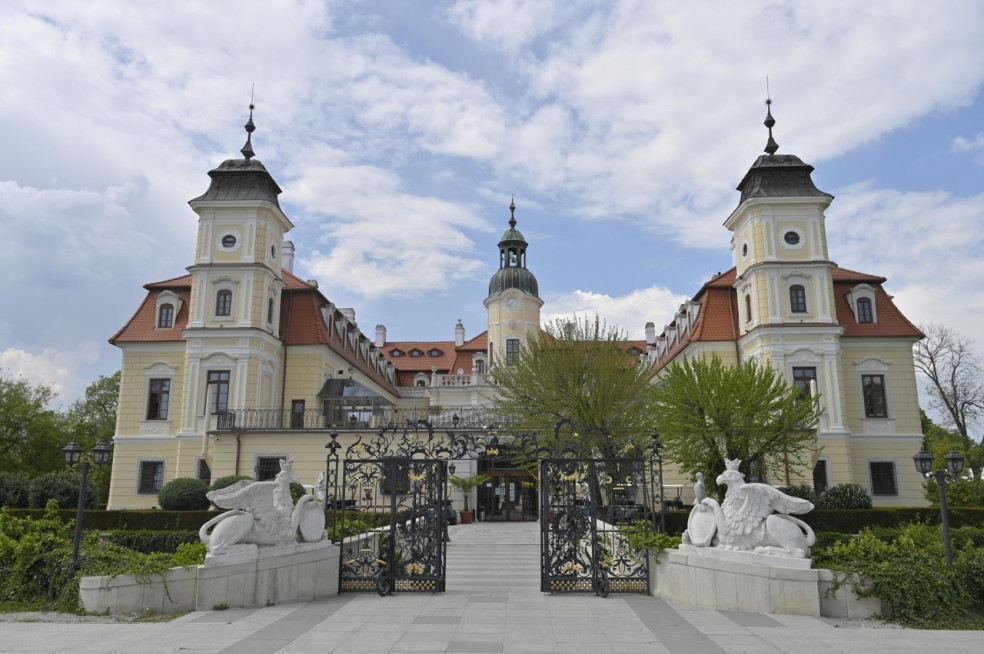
[1,0,983,413]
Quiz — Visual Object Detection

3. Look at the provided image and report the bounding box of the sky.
[1,0,983,413]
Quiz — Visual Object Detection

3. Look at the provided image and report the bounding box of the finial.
[509,196,516,228]
[241,91,256,160]
[763,88,778,156]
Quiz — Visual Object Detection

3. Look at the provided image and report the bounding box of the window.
[862,374,887,418]
[812,460,828,495]
[415,379,426,387]
[197,459,211,486]
[506,339,520,364]
[792,367,816,401]
[783,231,800,245]
[857,297,873,323]
[291,400,305,429]
[215,290,232,316]
[869,461,898,496]
[138,460,165,494]
[221,234,237,248]
[389,349,403,357]
[744,294,752,323]
[410,349,422,357]
[789,285,807,313]
[628,346,642,356]
[267,298,275,324]
[474,360,485,375]
[207,370,230,414]
[255,456,286,481]
[428,348,443,357]
[146,379,170,420]
[158,304,174,328]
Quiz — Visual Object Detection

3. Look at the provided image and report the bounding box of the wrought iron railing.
[212,406,512,432]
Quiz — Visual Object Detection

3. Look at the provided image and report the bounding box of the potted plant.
[449,475,490,524]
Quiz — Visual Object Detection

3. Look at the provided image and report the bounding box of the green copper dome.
[487,199,539,299]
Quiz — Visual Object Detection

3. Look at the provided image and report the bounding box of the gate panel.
[540,458,650,596]
[338,458,446,595]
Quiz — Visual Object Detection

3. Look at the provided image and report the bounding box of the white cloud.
[0,344,99,399]
[953,133,984,152]
[544,286,690,340]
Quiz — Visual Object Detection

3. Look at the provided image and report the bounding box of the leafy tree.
[0,371,66,474]
[913,323,984,448]
[64,371,120,444]
[157,477,210,510]
[490,315,658,457]
[27,470,98,509]
[651,355,820,487]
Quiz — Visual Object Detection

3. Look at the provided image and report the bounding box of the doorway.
[477,466,537,522]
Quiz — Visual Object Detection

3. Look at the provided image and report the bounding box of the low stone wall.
[649,546,882,618]
[80,541,340,615]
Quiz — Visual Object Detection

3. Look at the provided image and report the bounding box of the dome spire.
[241,96,256,161]
[509,196,517,229]
[763,97,779,156]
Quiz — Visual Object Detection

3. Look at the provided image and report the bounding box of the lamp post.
[63,440,112,577]
[912,447,965,567]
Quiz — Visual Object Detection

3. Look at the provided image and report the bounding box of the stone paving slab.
[0,521,980,653]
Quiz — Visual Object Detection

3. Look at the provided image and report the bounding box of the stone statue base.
[203,538,332,567]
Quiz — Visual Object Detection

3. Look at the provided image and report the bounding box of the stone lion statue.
[683,459,816,558]
[198,458,325,556]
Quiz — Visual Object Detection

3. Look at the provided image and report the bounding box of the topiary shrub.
[28,470,98,509]
[775,483,817,505]
[210,475,253,492]
[158,477,210,511]
[0,471,32,508]
[816,483,872,510]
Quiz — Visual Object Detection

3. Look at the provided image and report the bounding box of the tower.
[484,199,543,367]
[180,105,293,434]
[724,100,847,434]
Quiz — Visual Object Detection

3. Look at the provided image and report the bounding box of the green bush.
[0,471,31,508]
[816,483,872,510]
[924,476,984,507]
[210,475,253,492]
[158,478,210,511]
[103,530,200,554]
[775,483,817,504]
[27,470,98,509]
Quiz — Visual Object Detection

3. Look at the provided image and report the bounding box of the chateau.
[106,105,926,510]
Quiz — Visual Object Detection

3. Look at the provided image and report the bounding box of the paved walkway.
[0,521,981,653]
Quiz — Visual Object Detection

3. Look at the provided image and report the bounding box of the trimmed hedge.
[5,508,217,531]
[158,477,210,510]
[102,529,201,554]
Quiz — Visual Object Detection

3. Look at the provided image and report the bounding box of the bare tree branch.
[914,323,984,445]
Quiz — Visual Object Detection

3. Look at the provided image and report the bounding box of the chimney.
[455,319,465,347]
[645,321,656,345]
[375,324,387,348]
[281,240,295,273]
[340,308,356,325]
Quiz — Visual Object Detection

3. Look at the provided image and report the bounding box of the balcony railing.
[212,406,511,432]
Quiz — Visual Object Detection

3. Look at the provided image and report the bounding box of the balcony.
[212,406,510,432]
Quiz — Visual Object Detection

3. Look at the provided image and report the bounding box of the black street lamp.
[63,440,112,577]
[913,447,965,567]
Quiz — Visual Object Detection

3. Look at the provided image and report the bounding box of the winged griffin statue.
[683,459,816,558]
[199,458,326,556]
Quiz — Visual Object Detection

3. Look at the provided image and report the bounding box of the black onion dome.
[489,266,539,297]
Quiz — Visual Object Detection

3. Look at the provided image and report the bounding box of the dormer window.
[628,346,642,356]
[428,349,443,357]
[389,349,403,357]
[158,303,174,328]
[410,349,423,357]
[857,298,873,323]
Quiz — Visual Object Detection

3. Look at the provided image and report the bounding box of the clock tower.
[484,199,543,368]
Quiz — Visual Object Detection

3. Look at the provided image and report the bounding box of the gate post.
[648,430,666,533]
[324,430,341,538]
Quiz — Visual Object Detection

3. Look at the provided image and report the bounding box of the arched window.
[744,294,752,323]
[215,290,233,317]
[158,303,174,328]
[857,297,873,323]
[789,285,807,313]
[267,298,275,324]
[474,360,485,375]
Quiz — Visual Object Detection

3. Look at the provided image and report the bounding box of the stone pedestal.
[651,546,821,616]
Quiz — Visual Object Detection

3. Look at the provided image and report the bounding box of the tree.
[651,355,821,488]
[913,323,984,448]
[0,371,66,474]
[64,371,120,444]
[490,315,658,457]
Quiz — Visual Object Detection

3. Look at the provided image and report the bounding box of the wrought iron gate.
[337,457,447,595]
[540,457,651,596]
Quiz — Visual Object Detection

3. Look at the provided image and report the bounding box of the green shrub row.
[102,530,201,554]
[5,508,217,531]
[0,470,98,510]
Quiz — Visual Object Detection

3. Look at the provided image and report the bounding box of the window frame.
[157,303,174,328]
[215,289,233,317]
[789,284,807,313]
[255,455,288,481]
[861,373,888,418]
[196,458,212,486]
[505,338,520,364]
[137,460,165,494]
[791,366,817,401]
[856,297,874,323]
[206,369,231,415]
[146,378,171,420]
[868,460,899,497]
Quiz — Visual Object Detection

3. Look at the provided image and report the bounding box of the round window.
[221,235,237,248]
[783,231,800,245]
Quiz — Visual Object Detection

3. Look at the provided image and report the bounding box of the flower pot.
[459,509,474,524]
